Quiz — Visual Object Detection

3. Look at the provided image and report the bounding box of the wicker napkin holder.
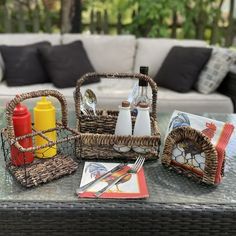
[1,90,79,187]
[74,72,161,161]
[161,126,224,185]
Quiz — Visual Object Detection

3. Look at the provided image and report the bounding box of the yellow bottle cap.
[36,96,53,109]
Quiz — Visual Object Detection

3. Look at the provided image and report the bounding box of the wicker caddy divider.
[161,126,223,185]
[74,72,161,160]
[1,90,80,187]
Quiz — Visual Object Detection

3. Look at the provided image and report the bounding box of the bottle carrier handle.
[6,90,68,143]
[75,72,159,122]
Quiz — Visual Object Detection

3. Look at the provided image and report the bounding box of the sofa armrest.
[218,72,236,112]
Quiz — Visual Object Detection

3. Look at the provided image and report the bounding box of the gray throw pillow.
[195,47,235,94]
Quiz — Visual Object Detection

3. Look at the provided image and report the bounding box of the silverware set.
[84,89,97,116]
[74,89,97,116]
[76,156,145,198]
[76,163,125,195]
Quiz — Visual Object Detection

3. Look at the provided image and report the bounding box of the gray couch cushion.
[156,87,234,114]
[61,34,136,73]
[0,34,232,114]
[0,81,233,114]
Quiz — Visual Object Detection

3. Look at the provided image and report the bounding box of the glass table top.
[0,110,236,204]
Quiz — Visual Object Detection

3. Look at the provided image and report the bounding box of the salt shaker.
[132,102,151,153]
[113,101,132,153]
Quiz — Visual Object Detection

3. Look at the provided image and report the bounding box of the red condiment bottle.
[11,103,34,166]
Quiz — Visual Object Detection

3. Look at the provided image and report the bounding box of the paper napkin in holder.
[162,110,234,185]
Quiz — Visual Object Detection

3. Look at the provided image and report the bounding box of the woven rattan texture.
[0,113,235,203]
[2,90,80,187]
[8,155,78,187]
[0,202,236,235]
[0,113,236,235]
[162,126,219,185]
[75,73,161,160]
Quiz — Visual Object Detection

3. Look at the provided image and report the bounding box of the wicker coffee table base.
[0,201,235,236]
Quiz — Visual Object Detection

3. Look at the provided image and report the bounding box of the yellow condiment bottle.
[34,96,57,158]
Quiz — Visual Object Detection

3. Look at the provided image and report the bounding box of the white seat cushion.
[61,34,136,73]
[156,87,234,114]
[0,81,233,114]
[134,38,208,78]
[0,79,135,110]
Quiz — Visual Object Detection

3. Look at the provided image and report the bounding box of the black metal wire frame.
[0,127,78,187]
[1,131,7,162]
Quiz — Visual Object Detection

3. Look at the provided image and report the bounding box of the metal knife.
[76,163,125,195]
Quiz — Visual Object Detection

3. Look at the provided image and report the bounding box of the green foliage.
[0,0,60,33]
[0,0,234,46]
[83,0,135,24]
[126,0,184,37]
[125,0,229,42]
[82,0,234,45]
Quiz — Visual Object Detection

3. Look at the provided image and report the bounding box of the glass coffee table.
[0,111,236,235]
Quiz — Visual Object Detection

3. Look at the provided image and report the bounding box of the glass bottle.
[132,66,150,115]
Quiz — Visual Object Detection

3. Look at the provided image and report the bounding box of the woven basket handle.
[75,72,158,120]
[162,126,218,185]
[6,90,68,141]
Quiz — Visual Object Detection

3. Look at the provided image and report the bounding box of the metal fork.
[76,163,125,195]
[95,156,145,198]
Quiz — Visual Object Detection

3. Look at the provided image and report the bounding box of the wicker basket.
[74,72,161,161]
[1,90,79,187]
[161,126,224,185]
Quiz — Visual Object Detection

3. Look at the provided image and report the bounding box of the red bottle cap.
[13,103,28,116]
